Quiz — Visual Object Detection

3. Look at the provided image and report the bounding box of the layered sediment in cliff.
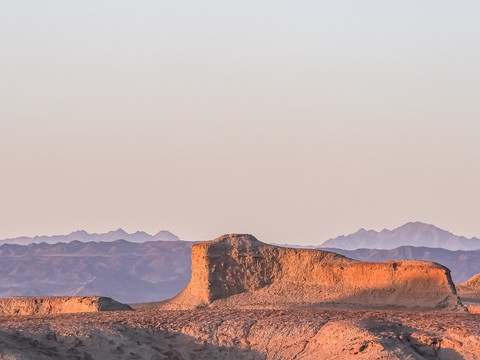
[0,296,132,315]
[164,234,463,311]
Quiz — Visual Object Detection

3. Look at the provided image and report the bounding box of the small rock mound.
[163,234,463,311]
[456,274,480,314]
[457,273,480,292]
[0,296,133,315]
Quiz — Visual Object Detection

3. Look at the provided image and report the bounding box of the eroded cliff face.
[0,296,132,315]
[165,234,463,311]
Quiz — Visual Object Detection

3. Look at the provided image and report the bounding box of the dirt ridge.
[0,296,132,315]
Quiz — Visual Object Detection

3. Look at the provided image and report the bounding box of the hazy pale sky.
[1,1,479,244]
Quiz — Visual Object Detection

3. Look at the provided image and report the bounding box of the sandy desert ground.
[0,308,479,360]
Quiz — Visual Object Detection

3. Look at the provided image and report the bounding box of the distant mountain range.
[3,223,480,303]
[1,238,480,304]
[0,239,192,303]
[320,222,480,251]
[2,222,480,303]
[0,229,180,246]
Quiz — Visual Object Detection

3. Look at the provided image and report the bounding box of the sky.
[1,1,479,245]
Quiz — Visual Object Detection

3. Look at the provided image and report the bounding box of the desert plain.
[1,234,480,360]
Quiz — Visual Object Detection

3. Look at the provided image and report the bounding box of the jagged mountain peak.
[0,229,180,246]
[321,222,480,251]
[153,230,180,241]
[106,228,128,236]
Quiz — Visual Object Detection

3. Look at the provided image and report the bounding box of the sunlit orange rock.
[456,273,480,314]
[164,234,463,311]
[0,296,132,315]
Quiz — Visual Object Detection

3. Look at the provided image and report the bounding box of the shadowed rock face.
[164,234,463,311]
[0,296,132,315]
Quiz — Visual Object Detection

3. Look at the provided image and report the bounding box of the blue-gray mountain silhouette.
[321,222,480,251]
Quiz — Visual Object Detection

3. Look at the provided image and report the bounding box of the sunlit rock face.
[0,296,132,315]
[458,273,480,292]
[164,234,463,311]
[456,273,480,314]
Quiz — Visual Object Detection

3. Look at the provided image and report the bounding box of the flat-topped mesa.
[164,234,464,311]
[0,296,133,316]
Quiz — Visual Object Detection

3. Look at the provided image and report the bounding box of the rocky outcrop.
[324,246,480,284]
[457,273,480,292]
[164,234,463,311]
[456,274,480,314]
[0,296,132,315]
